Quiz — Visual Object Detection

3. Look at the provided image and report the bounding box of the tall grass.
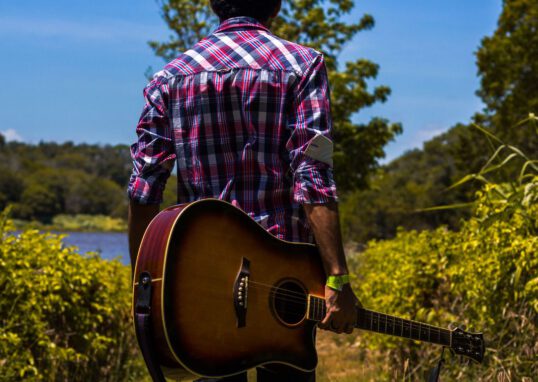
[318,120,538,380]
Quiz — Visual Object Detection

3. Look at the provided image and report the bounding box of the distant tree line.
[0,139,179,223]
[0,140,130,222]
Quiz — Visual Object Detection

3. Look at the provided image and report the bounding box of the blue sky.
[0,1,502,161]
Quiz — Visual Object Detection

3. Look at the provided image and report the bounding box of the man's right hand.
[302,202,362,334]
[318,284,361,334]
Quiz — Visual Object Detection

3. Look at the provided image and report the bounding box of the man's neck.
[220,16,272,28]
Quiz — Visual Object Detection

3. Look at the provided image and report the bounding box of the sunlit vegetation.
[0,0,536,380]
[12,214,127,233]
[50,215,128,232]
[2,129,536,380]
[348,183,537,380]
[0,212,148,381]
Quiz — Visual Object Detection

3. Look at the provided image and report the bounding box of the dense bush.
[347,176,537,380]
[0,211,147,381]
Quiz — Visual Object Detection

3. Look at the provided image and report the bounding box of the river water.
[60,232,129,265]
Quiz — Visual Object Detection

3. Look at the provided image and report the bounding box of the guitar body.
[133,199,326,380]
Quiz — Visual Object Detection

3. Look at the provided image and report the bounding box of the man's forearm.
[303,202,348,276]
[304,201,359,333]
[128,201,160,273]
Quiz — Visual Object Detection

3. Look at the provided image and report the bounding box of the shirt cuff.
[293,161,338,204]
[127,173,166,205]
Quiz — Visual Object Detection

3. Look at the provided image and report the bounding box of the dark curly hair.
[210,0,281,22]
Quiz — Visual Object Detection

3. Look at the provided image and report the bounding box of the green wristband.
[326,274,350,291]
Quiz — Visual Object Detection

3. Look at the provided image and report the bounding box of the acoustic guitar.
[132,199,484,380]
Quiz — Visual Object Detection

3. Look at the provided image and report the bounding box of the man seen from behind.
[128,1,361,381]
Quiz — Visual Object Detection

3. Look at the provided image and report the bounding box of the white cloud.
[1,129,24,142]
[416,126,447,141]
[380,125,448,164]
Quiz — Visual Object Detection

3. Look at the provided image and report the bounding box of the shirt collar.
[215,16,271,33]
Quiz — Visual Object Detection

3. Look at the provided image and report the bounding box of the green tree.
[340,127,473,243]
[26,169,71,221]
[93,145,133,187]
[476,0,538,151]
[0,166,24,211]
[18,183,62,223]
[149,0,401,191]
[62,171,126,217]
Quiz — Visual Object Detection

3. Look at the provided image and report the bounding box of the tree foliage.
[476,0,538,153]
[340,124,479,242]
[0,141,132,223]
[0,166,24,212]
[149,0,402,191]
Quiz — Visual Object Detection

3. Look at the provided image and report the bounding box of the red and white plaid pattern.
[128,16,337,243]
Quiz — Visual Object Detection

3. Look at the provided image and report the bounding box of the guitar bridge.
[233,257,250,328]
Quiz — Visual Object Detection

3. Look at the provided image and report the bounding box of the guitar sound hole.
[272,281,307,325]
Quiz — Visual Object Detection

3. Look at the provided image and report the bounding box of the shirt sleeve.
[127,74,176,204]
[287,53,338,204]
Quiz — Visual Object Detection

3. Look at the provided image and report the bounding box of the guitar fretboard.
[308,295,451,346]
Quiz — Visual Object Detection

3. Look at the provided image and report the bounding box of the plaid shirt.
[128,16,337,243]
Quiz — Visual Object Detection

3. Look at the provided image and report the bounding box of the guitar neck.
[307,295,451,347]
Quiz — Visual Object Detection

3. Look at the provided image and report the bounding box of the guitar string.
[248,286,310,301]
[231,281,308,304]
[248,280,312,297]
[248,287,312,305]
[164,284,447,340]
[247,281,341,305]
[160,273,310,305]
[249,280,447,334]
[250,287,307,305]
[168,276,446,337]
[246,282,315,303]
[246,283,446,334]
[244,290,447,339]
[167,271,310,300]
[249,280,440,332]
[248,285,446,337]
[246,281,449,333]
[252,285,446,337]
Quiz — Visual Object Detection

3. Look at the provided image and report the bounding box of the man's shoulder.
[258,32,323,73]
[156,31,323,78]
